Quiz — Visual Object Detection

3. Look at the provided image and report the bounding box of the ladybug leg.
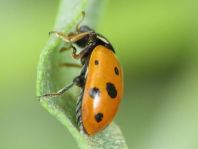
[66,45,86,60]
[72,32,97,59]
[57,45,81,60]
[71,46,86,59]
[59,46,72,53]
[38,82,75,98]
[59,62,82,68]
[38,75,83,98]
[38,63,87,98]
[58,46,81,68]
[68,32,91,42]
[49,31,90,43]
[49,30,95,59]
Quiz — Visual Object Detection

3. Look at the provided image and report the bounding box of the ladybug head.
[78,25,92,33]
[74,25,94,48]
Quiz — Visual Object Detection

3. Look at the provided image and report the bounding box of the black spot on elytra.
[106,82,117,98]
[95,60,99,65]
[95,113,103,122]
[89,87,100,99]
[114,67,119,75]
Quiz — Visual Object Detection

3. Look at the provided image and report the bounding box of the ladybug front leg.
[49,31,90,43]
[71,32,97,59]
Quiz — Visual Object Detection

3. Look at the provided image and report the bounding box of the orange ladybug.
[41,12,124,135]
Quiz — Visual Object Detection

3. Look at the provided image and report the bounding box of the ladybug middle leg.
[59,62,82,68]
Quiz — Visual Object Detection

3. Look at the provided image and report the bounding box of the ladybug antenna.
[76,11,85,33]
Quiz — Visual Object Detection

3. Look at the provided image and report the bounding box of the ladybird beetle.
[41,12,124,135]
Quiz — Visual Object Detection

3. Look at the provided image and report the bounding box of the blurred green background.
[0,0,198,148]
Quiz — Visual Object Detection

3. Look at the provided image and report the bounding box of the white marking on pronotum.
[97,35,109,44]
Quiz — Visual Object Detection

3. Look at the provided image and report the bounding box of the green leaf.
[36,0,128,148]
